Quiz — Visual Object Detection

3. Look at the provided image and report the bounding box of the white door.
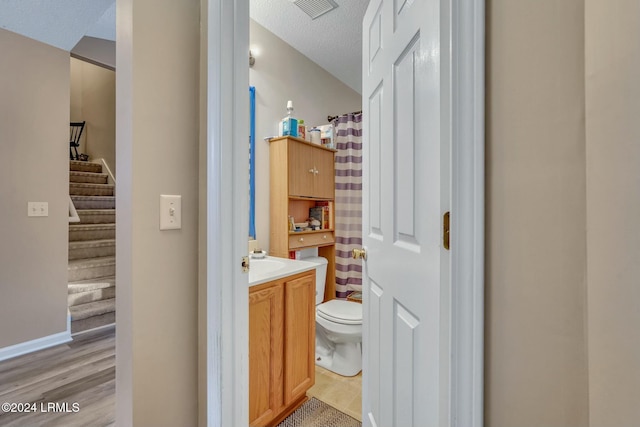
[361,0,451,426]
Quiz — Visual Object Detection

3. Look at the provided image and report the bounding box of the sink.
[248,256,316,287]
[250,258,286,276]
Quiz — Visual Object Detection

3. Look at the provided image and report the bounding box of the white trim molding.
[201,0,250,426]
[450,0,485,426]
[0,315,71,362]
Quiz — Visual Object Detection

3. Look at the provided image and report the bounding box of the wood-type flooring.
[0,326,115,427]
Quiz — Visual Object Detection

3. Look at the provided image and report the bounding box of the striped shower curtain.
[333,112,363,298]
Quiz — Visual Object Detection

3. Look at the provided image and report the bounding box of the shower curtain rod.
[327,110,362,123]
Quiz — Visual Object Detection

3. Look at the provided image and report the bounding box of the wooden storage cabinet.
[249,270,315,427]
[270,136,337,301]
[287,140,335,199]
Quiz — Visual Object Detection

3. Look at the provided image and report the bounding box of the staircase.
[68,160,116,334]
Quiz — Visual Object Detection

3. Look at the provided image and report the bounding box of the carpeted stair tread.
[69,239,116,249]
[68,276,115,293]
[69,161,102,173]
[71,195,115,209]
[68,285,115,307]
[69,223,115,242]
[69,170,109,184]
[69,223,115,231]
[76,209,116,224]
[69,182,115,196]
[68,256,115,269]
[68,239,116,260]
[70,298,115,321]
[68,256,116,282]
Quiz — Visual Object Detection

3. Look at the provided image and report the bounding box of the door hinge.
[242,256,250,273]
[443,211,450,250]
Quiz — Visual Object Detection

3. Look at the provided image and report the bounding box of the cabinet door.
[288,141,315,198]
[283,271,316,405]
[313,148,335,199]
[249,283,284,426]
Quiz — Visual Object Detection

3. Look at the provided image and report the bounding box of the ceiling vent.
[289,0,339,20]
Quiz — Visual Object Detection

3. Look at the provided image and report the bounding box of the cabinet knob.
[299,237,304,242]
[323,235,327,239]
[308,168,315,174]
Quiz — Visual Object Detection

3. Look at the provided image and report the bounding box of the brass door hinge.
[443,211,450,250]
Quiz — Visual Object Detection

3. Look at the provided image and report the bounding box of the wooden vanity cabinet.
[249,282,284,426]
[270,136,337,302]
[249,269,315,427]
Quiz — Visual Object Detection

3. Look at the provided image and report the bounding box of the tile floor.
[307,365,362,421]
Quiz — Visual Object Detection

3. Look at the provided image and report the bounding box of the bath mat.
[276,397,361,427]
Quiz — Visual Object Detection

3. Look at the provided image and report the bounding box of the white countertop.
[248,256,317,287]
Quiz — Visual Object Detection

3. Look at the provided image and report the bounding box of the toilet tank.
[302,256,328,305]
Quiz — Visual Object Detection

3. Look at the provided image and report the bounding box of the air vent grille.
[290,0,339,20]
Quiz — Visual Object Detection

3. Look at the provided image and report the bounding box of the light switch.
[160,195,182,230]
[28,202,48,217]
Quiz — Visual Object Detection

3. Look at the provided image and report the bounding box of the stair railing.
[69,195,80,223]
[70,121,86,160]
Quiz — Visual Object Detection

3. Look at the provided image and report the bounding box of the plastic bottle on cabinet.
[279,100,298,137]
[298,119,306,140]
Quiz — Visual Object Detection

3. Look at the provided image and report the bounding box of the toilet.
[304,256,362,377]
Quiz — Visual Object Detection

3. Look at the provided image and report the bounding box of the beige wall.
[485,1,589,426]
[249,19,361,251]
[115,0,199,425]
[0,29,70,348]
[585,1,640,425]
[70,58,116,175]
[71,36,116,70]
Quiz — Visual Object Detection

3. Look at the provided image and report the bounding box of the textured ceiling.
[0,0,114,51]
[85,1,116,42]
[0,0,366,93]
[250,0,369,93]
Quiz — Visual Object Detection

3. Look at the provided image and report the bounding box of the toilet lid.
[317,300,362,325]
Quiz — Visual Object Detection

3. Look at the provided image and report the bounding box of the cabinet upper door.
[288,141,315,198]
[313,148,335,199]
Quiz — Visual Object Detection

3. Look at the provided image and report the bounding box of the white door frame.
[204,0,484,426]
[449,1,485,425]
[201,0,250,426]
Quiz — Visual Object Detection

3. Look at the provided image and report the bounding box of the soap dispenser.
[279,100,298,138]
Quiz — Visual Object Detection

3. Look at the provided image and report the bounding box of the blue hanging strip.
[249,86,256,240]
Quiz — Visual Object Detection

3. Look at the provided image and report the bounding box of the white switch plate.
[160,195,182,230]
[28,202,48,217]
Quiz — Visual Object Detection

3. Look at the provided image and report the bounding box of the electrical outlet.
[28,202,48,217]
[160,195,182,230]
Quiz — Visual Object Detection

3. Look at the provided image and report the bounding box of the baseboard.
[0,313,72,362]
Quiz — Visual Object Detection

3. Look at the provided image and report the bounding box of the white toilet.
[304,256,362,377]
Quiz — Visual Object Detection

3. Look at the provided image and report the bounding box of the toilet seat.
[317,300,362,325]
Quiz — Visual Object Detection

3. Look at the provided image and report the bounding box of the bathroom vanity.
[249,257,316,427]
